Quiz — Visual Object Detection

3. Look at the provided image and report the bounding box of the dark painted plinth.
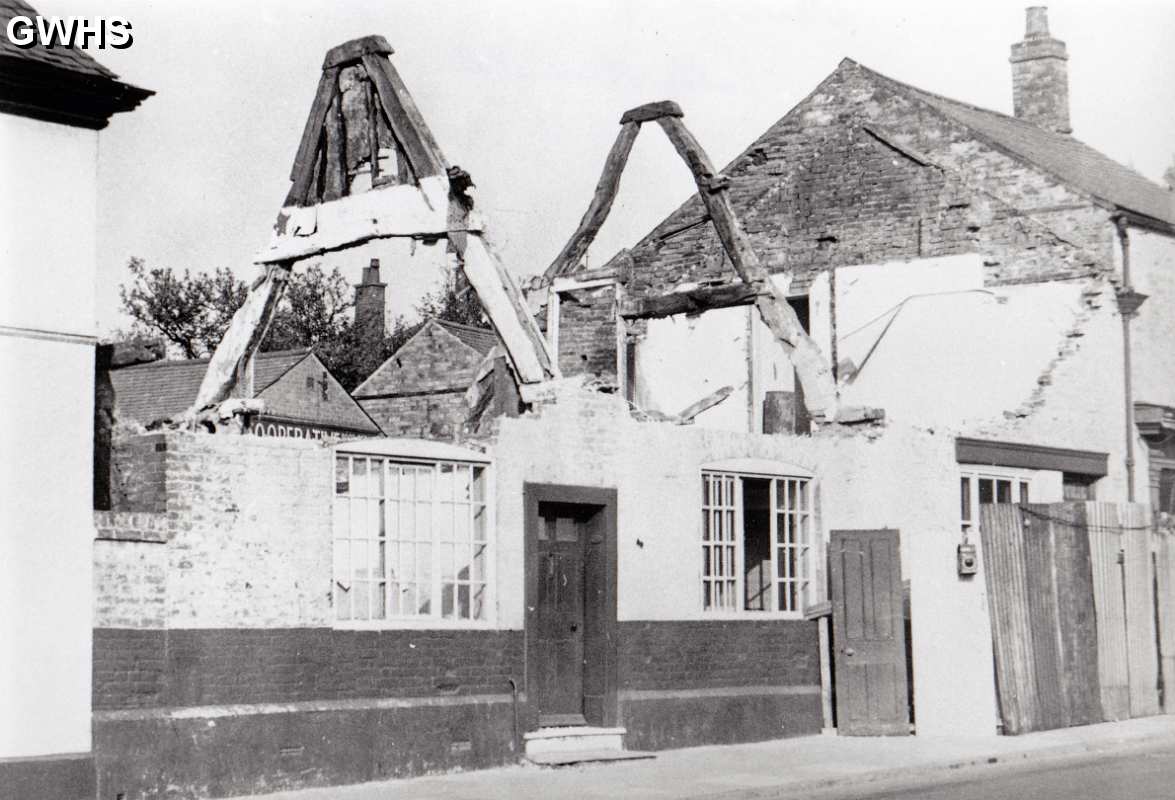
[0,751,94,800]
[96,702,518,800]
[621,691,823,751]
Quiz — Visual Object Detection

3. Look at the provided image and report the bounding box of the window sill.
[331,618,501,631]
[698,611,806,622]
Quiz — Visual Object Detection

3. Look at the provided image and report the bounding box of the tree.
[118,257,492,391]
[119,258,353,358]
[1164,155,1175,191]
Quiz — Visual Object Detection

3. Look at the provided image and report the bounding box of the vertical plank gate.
[979,503,1103,733]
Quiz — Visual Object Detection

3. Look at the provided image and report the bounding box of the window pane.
[438,462,455,501]
[960,477,971,522]
[1019,481,1030,504]
[472,543,487,583]
[352,458,368,497]
[978,478,994,505]
[472,467,486,502]
[335,457,350,495]
[472,584,487,620]
[996,480,1012,504]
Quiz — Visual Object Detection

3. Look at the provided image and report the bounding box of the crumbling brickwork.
[613,60,1112,303]
[556,284,618,383]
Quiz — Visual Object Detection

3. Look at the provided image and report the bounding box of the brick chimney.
[354,258,386,340]
[1010,7,1071,134]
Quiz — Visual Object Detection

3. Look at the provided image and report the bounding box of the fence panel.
[980,503,1037,734]
[1086,502,1131,720]
[1157,527,1175,710]
[1122,504,1160,717]
[981,503,1103,733]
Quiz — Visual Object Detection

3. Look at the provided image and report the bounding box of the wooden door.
[535,504,588,726]
[829,529,910,736]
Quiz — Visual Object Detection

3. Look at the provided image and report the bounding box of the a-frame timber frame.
[545,101,839,420]
[186,36,557,424]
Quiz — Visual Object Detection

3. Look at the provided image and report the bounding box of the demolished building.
[91,9,1175,799]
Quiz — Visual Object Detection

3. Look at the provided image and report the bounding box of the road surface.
[812,746,1175,800]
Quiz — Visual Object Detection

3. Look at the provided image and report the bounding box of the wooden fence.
[980,502,1171,734]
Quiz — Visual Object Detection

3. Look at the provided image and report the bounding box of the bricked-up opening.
[702,471,812,613]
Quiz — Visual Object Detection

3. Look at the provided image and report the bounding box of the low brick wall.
[616,620,822,749]
[93,628,523,710]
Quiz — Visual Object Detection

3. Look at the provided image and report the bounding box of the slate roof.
[432,319,498,355]
[109,349,376,433]
[0,0,117,78]
[859,62,1175,228]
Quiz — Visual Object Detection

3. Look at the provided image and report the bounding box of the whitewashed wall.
[0,113,100,759]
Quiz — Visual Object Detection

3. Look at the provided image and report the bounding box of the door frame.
[523,483,618,730]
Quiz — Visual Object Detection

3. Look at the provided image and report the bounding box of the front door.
[525,485,617,729]
[829,528,910,736]
[536,503,587,725]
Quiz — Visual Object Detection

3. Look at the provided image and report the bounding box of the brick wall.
[108,432,168,513]
[556,284,618,383]
[358,392,468,439]
[617,620,818,690]
[93,628,523,711]
[614,60,1112,305]
[357,323,482,397]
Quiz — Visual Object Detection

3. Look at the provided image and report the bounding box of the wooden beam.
[322,35,393,69]
[323,90,347,202]
[544,121,640,279]
[619,100,683,124]
[676,385,733,423]
[655,115,837,416]
[619,282,761,319]
[189,264,290,414]
[284,68,338,206]
[454,233,558,385]
[363,53,447,179]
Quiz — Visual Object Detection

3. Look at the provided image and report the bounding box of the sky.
[44,0,1175,334]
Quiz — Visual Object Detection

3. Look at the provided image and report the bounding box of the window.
[333,454,489,623]
[959,467,1031,535]
[701,470,812,614]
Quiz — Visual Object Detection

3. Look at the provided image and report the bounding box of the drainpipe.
[1115,216,1148,502]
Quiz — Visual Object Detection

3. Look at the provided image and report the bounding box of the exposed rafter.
[186,36,558,423]
[542,101,839,419]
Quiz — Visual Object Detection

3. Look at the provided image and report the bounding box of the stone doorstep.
[526,749,657,767]
[522,726,628,757]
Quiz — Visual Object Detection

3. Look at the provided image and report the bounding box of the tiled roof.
[109,348,354,427]
[858,62,1175,228]
[0,0,117,79]
[432,319,498,355]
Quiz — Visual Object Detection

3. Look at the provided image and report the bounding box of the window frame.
[700,466,814,620]
[959,464,1033,537]
[332,449,496,630]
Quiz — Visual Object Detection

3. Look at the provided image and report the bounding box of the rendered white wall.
[1130,228,1175,409]
[0,338,95,757]
[0,115,98,337]
[492,389,999,738]
[0,113,100,759]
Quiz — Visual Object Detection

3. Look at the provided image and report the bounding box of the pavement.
[241,715,1175,800]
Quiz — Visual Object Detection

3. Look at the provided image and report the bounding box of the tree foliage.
[1164,155,1175,191]
[118,257,490,391]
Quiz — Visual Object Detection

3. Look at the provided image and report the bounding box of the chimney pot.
[1025,6,1049,37]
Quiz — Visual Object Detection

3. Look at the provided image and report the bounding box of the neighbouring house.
[354,318,500,437]
[0,1,151,798]
[105,348,380,439]
[89,9,1175,800]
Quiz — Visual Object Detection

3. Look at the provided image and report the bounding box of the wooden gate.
[979,503,1102,734]
[980,501,1167,734]
[829,529,909,736]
